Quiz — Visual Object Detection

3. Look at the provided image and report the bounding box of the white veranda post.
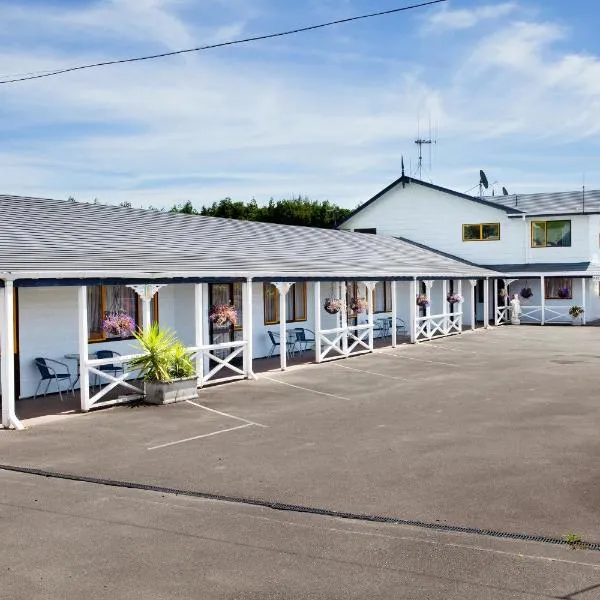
[582,278,587,325]
[78,285,91,412]
[274,282,293,371]
[469,280,477,331]
[493,279,498,324]
[457,280,463,334]
[442,280,448,333]
[540,275,546,326]
[391,280,397,348]
[314,281,322,363]
[242,278,254,379]
[424,280,433,337]
[483,279,490,329]
[363,281,376,351]
[194,283,205,387]
[1,280,23,429]
[409,279,417,343]
[127,284,165,330]
[340,281,348,354]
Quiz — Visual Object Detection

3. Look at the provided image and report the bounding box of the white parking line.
[260,376,351,401]
[331,363,410,381]
[186,400,268,428]
[375,351,457,367]
[147,424,252,450]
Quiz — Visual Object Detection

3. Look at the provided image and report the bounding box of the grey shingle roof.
[482,262,600,275]
[0,195,495,282]
[483,190,600,216]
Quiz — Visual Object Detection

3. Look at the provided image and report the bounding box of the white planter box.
[144,376,198,404]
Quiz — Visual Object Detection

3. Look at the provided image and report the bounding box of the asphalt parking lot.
[1,326,600,598]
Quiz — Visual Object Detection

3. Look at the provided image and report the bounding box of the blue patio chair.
[33,358,74,401]
[267,330,281,358]
[294,327,316,354]
[94,350,124,387]
[373,318,390,338]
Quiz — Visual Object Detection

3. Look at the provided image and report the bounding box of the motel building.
[1,179,599,428]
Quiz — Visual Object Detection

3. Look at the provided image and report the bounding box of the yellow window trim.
[462,222,501,242]
[88,285,159,343]
[263,282,308,325]
[531,220,571,248]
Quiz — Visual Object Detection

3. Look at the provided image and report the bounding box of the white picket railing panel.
[416,312,463,341]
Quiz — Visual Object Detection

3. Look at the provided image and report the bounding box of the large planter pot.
[571,317,583,326]
[144,376,198,405]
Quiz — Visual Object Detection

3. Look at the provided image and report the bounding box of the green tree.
[187,196,353,228]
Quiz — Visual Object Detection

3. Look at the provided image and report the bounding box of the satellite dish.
[479,170,489,190]
[502,187,509,196]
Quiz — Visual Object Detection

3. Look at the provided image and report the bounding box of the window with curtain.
[263,282,307,324]
[545,277,573,300]
[88,285,158,342]
[374,282,393,313]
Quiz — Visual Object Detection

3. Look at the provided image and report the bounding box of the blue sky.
[1,0,600,209]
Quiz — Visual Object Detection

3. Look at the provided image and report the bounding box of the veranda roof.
[0,194,496,283]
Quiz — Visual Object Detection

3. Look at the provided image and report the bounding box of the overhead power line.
[0,0,447,85]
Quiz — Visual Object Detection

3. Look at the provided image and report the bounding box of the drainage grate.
[2,463,599,552]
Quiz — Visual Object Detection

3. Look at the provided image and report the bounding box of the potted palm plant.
[128,324,198,404]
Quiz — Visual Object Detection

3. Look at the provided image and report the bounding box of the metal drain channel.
[2,463,599,552]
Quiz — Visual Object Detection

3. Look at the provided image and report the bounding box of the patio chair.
[373,318,390,338]
[293,327,316,354]
[33,358,74,401]
[267,330,282,358]
[94,350,124,388]
[396,318,407,337]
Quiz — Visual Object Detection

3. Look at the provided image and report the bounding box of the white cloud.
[423,2,518,32]
[1,0,600,207]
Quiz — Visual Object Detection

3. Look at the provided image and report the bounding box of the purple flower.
[103,312,135,338]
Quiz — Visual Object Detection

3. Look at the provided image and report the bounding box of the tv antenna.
[414,119,437,180]
[502,186,509,196]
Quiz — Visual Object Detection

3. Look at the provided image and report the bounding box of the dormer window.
[462,223,500,241]
[531,220,571,247]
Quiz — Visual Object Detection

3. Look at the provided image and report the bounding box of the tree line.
[169,196,354,229]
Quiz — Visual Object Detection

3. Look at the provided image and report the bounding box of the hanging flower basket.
[569,305,585,319]
[447,293,463,305]
[350,297,368,313]
[324,298,343,314]
[499,288,508,298]
[520,287,533,299]
[557,287,571,299]
[209,303,238,327]
[416,294,430,308]
[103,312,136,338]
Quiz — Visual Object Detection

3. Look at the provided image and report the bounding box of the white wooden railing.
[83,352,145,411]
[495,305,510,326]
[188,340,247,387]
[520,305,571,324]
[81,340,249,411]
[318,324,372,362]
[416,312,463,341]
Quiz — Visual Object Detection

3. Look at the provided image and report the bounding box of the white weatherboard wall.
[341,182,600,267]
[340,182,521,265]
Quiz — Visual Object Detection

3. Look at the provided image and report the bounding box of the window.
[545,277,572,300]
[462,223,500,241]
[531,220,571,247]
[374,281,393,313]
[88,285,158,342]
[263,282,307,324]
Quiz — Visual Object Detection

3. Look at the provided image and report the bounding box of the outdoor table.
[64,352,97,388]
